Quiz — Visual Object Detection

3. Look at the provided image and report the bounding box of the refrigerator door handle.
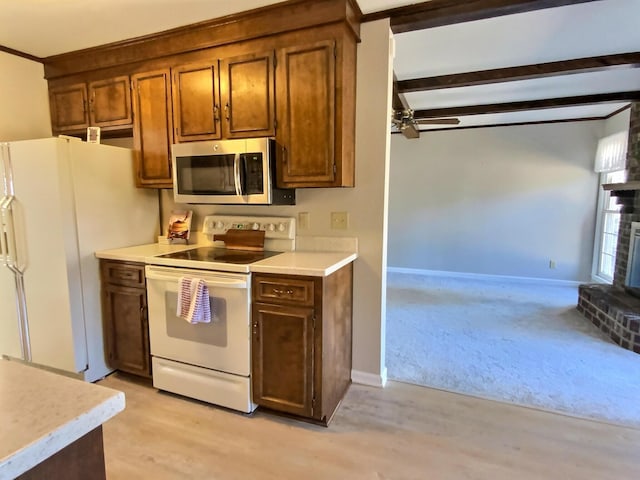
[0,142,31,362]
[2,197,22,272]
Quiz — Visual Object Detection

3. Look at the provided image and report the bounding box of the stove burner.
[157,247,282,265]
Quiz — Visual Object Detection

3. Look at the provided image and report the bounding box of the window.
[593,169,625,283]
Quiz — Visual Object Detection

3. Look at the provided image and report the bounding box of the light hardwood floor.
[98,373,640,479]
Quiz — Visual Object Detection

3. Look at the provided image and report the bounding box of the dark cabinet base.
[17,426,106,480]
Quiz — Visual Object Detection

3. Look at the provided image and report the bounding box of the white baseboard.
[387,267,583,287]
[351,368,387,388]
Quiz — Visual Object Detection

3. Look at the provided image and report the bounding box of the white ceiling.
[1,0,638,131]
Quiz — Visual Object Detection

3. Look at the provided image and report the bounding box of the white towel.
[177,277,212,324]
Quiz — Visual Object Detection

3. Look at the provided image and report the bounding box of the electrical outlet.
[298,212,310,230]
[549,259,556,269]
[331,211,349,230]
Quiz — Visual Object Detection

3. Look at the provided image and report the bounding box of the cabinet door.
[49,83,89,133]
[88,76,132,128]
[252,302,314,417]
[132,69,174,188]
[172,63,221,142]
[102,284,151,378]
[220,51,275,138]
[276,40,335,187]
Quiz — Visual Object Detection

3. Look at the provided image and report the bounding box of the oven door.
[145,265,251,376]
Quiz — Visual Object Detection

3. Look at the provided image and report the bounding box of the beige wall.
[388,121,603,281]
[0,52,51,141]
[161,20,393,385]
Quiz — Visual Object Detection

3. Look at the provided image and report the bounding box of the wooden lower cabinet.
[251,263,353,425]
[100,260,151,378]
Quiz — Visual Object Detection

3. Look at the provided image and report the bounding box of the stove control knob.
[251,222,260,230]
[215,221,224,229]
[267,223,276,232]
[277,223,286,232]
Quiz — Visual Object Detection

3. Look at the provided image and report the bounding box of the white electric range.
[144,215,295,413]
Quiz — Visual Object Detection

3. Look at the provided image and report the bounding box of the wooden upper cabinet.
[88,76,132,128]
[132,69,174,188]
[220,51,275,139]
[49,77,133,134]
[276,40,337,188]
[172,63,221,142]
[49,83,89,132]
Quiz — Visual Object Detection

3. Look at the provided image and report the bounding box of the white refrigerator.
[0,137,159,382]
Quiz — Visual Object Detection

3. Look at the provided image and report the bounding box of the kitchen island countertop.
[0,360,124,479]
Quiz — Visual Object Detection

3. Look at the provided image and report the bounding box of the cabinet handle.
[224,103,230,121]
[213,104,220,122]
[281,145,287,164]
[89,91,95,113]
[272,288,293,296]
[82,99,87,114]
[140,306,148,322]
[252,321,259,341]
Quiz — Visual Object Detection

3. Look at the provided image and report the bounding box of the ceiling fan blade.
[415,118,461,125]
[402,125,420,139]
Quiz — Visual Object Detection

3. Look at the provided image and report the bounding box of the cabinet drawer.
[252,274,315,306]
[101,261,145,288]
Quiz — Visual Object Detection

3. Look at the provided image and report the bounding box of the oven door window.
[164,291,227,346]
[175,154,241,195]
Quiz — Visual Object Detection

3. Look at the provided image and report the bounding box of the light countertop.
[95,243,197,263]
[251,251,357,276]
[96,243,357,277]
[0,360,125,479]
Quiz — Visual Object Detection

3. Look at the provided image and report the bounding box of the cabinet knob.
[224,103,230,121]
[213,104,220,122]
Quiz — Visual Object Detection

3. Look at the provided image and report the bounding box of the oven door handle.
[145,269,248,289]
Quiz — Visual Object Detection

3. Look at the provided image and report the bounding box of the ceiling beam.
[413,91,640,118]
[397,52,640,93]
[363,0,602,34]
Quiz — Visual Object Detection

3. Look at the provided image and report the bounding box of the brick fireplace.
[577,102,640,354]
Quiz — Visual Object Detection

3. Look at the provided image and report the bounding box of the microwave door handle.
[233,154,243,197]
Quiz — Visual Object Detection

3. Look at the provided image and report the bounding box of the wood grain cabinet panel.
[88,76,132,128]
[251,264,353,425]
[172,63,221,142]
[220,51,275,138]
[132,69,174,188]
[49,83,89,133]
[100,260,151,378]
[252,303,315,418]
[276,40,336,187]
[49,77,133,135]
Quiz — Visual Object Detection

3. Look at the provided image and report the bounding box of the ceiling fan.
[391,109,460,139]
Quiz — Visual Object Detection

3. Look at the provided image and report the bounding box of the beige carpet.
[386,271,640,428]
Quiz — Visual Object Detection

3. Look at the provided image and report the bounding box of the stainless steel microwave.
[171,138,295,205]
